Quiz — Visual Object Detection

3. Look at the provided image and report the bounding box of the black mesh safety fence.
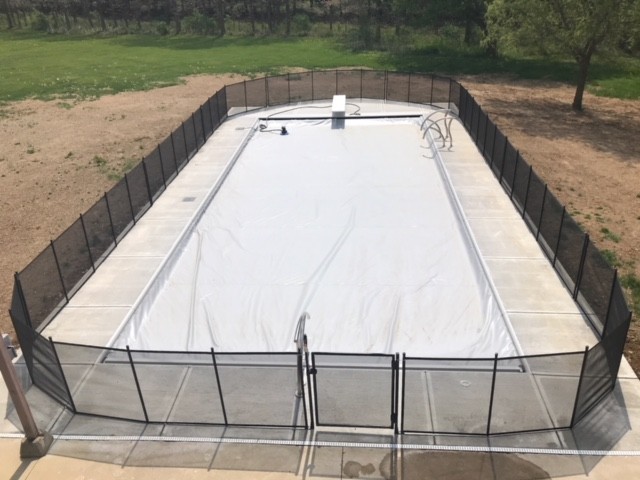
[126,162,152,220]
[402,357,494,435]
[82,196,115,268]
[143,147,166,201]
[8,71,632,435]
[336,69,363,99]
[312,353,396,429]
[386,72,410,103]
[183,114,198,157]
[52,218,94,298]
[267,74,290,105]
[245,77,268,112]
[408,73,433,106]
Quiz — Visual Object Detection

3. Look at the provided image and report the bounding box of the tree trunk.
[572,48,594,111]
[284,0,290,36]
[250,0,255,35]
[3,0,14,29]
[216,0,225,36]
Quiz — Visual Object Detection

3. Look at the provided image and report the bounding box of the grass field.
[1,30,640,102]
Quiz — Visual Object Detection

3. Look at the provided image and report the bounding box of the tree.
[486,0,629,111]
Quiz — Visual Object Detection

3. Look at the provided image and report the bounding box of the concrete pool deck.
[2,99,640,478]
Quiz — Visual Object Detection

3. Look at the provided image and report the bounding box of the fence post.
[447,77,453,110]
[48,338,77,413]
[306,348,315,429]
[486,353,499,435]
[499,137,509,183]
[481,113,489,158]
[104,192,118,246]
[400,353,406,434]
[570,346,590,427]
[191,113,198,151]
[335,69,338,95]
[170,132,179,173]
[50,241,69,302]
[14,273,33,328]
[210,347,228,425]
[552,207,566,266]
[126,346,149,422]
[181,122,189,160]
[510,152,520,200]
[535,185,548,241]
[573,234,590,300]
[157,145,167,188]
[601,270,619,338]
[79,214,95,272]
[243,80,248,112]
[521,165,533,218]
[124,174,136,224]
[394,353,400,434]
[199,106,207,142]
[141,160,154,206]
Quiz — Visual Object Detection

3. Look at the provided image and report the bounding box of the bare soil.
[1,73,638,371]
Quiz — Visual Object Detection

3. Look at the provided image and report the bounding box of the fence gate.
[310,353,398,429]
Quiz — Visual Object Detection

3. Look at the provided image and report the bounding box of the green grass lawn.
[1,30,639,102]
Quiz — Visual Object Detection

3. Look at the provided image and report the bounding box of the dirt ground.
[1,73,639,371]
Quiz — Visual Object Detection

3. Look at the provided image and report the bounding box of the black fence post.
[601,270,619,338]
[552,207,566,266]
[264,76,269,107]
[521,165,533,219]
[50,240,69,302]
[170,132,179,173]
[573,234,590,300]
[296,345,309,429]
[287,73,291,103]
[486,353,499,435]
[535,185,548,241]
[157,145,167,189]
[141,160,154,206]
[400,353,406,434]
[191,113,198,151]
[199,106,207,141]
[489,121,498,169]
[510,152,520,200]
[14,273,33,328]
[104,192,118,246]
[306,349,316,429]
[126,346,149,422]
[482,114,490,158]
[124,174,136,224]
[394,353,400,434]
[79,214,95,272]
[499,137,509,183]
[447,77,453,110]
[48,337,77,413]
[210,347,228,425]
[243,80,248,112]
[570,346,590,427]
[181,122,189,160]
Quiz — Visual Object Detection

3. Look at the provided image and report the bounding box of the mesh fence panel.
[490,354,583,433]
[605,277,632,335]
[490,128,506,178]
[312,70,337,100]
[245,77,268,111]
[476,109,487,153]
[143,149,165,201]
[483,120,496,163]
[523,170,545,234]
[55,343,146,421]
[511,154,530,214]
[217,87,228,119]
[209,93,222,130]
[458,88,471,127]
[171,124,189,171]
[200,100,213,140]
[361,70,386,100]
[313,354,393,428]
[82,197,115,268]
[336,70,362,98]
[193,108,205,149]
[225,82,246,113]
[126,162,151,220]
[386,72,410,102]
[105,177,134,241]
[158,135,177,184]
[578,243,616,335]
[574,342,612,423]
[52,218,94,297]
[30,333,73,408]
[403,358,493,434]
[289,72,313,103]
[431,76,451,106]
[215,353,302,426]
[408,74,432,105]
[183,115,198,159]
[537,189,564,260]
[555,215,586,292]
[449,80,461,111]
[470,103,480,142]
[267,75,290,105]
[501,142,518,193]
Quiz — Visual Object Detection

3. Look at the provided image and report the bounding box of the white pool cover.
[116,117,518,358]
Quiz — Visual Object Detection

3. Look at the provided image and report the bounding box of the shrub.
[31,12,50,32]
